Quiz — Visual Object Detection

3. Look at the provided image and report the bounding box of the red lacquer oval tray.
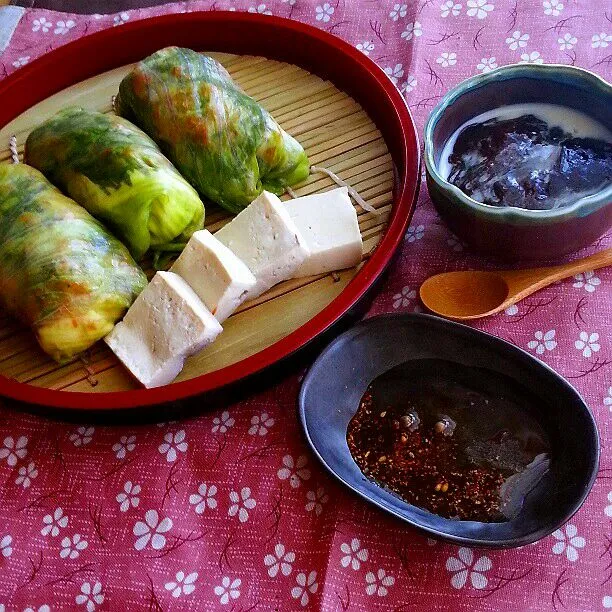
[0,12,420,411]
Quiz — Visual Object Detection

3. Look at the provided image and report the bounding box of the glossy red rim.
[0,12,420,410]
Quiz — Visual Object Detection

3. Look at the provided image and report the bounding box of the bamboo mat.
[0,53,394,392]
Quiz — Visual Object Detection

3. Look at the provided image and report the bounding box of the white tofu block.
[105,271,223,388]
[284,187,363,278]
[171,229,256,323]
[215,191,310,299]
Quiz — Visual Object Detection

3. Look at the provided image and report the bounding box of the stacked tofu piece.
[105,272,223,388]
[171,229,256,323]
[283,187,363,278]
[105,187,363,388]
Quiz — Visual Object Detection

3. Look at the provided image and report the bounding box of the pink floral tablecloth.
[0,0,611,610]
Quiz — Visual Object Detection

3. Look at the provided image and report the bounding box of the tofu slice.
[284,187,363,278]
[171,229,256,323]
[215,191,310,299]
[105,271,223,388]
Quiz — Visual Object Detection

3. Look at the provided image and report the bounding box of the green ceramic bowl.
[424,64,612,260]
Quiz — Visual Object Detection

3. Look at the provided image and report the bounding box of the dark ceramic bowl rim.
[298,313,600,548]
[424,63,612,223]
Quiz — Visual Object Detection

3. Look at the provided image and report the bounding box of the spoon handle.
[503,248,612,294]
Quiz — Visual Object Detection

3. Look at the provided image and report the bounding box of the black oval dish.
[298,313,599,548]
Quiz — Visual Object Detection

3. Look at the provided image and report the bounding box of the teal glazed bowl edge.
[424,64,612,259]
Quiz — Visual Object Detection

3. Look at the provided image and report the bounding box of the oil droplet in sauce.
[346,359,551,522]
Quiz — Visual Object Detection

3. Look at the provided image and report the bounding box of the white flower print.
[158,430,187,462]
[189,483,218,514]
[60,533,88,559]
[592,33,612,48]
[11,56,30,68]
[356,41,375,55]
[520,51,544,64]
[365,568,395,596]
[305,487,329,516]
[543,0,563,16]
[264,543,295,577]
[228,487,256,522]
[113,12,130,26]
[69,427,94,447]
[0,435,27,466]
[575,331,600,358]
[116,481,140,512]
[214,577,241,605]
[32,17,51,33]
[41,507,68,537]
[604,596,612,608]
[527,329,557,355]
[248,412,274,436]
[393,286,416,309]
[551,524,585,561]
[291,571,318,607]
[389,3,407,21]
[23,607,50,612]
[477,57,497,72]
[441,1,462,17]
[604,491,612,517]
[446,547,492,589]
[0,534,12,558]
[447,234,466,252]
[400,75,418,93]
[133,510,172,551]
[605,386,612,411]
[340,538,369,570]
[506,31,529,50]
[573,271,600,293]
[165,571,198,598]
[277,455,311,487]
[112,434,136,459]
[54,19,75,35]
[406,224,425,242]
[401,21,423,41]
[212,411,235,434]
[384,63,404,85]
[436,52,457,67]
[75,581,104,612]
[282,0,297,4]
[466,0,493,19]
[558,33,577,50]
[249,3,272,14]
[315,3,334,22]
[505,304,519,316]
[15,461,38,488]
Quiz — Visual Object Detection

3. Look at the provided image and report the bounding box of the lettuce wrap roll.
[115,47,310,213]
[25,107,205,260]
[0,163,147,363]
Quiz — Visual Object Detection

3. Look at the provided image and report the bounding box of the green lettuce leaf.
[25,107,205,260]
[0,163,147,363]
[115,47,310,214]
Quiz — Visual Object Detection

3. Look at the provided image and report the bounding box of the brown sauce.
[346,359,551,522]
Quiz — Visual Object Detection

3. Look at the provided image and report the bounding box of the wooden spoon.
[419,248,612,320]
